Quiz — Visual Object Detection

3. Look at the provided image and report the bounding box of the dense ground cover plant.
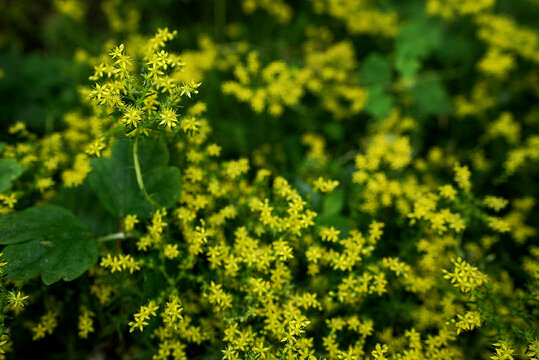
[0,0,538,359]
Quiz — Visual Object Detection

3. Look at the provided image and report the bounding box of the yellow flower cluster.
[408,192,466,234]
[31,311,58,340]
[453,311,481,335]
[352,133,412,214]
[487,216,511,233]
[483,196,509,212]
[0,194,17,215]
[78,308,95,339]
[124,214,139,231]
[443,257,489,293]
[477,47,516,79]
[4,13,537,358]
[86,28,202,152]
[313,177,339,193]
[161,295,183,329]
[454,81,496,118]
[223,36,368,120]
[303,39,367,119]
[128,300,159,332]
[476,14,539,63]
[61,153,91,187]
[101,0,140,33]
[310,0,398,37]
[427,0,494,19]
[453,163,471,192]
[223,52,310,116]
[486,112,521,145]
[100,253,141,273]
[503,135,539,176]
[54,0,85,21]
[491,340,515,360]
[242,0,292,23]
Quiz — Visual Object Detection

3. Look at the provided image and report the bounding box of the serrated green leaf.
[360,53,392,86]
[0,158,25,193]
[410,76,451,116]
[88,138,182,218]
[0,205,97,285]
[365,85,393,118]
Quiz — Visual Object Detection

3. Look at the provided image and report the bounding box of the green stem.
[133,136,160,209]
[97,232,126,242]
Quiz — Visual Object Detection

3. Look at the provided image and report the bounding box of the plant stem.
[97,232,126,242]
[132,136,160,209]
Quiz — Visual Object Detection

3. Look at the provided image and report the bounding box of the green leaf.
[88,138,182,218]
[365,85,393,118]
[0,142,5,154]
[145,167,182,207]
[316,214,350,235]
[323,123,344,141]
[51,183,118,237]
[410,75,451,116]
[141,266,167,303]
[360,53,392,86]
[0,205,97,285]
[0,158,25,193]
[396,17,442,60]
[137,136,169,171]
[322,188,345,217]
[395,54,421,80]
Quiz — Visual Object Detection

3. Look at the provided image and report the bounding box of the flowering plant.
[0,1,538,359]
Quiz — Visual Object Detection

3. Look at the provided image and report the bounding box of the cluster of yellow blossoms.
[1,0,538,358]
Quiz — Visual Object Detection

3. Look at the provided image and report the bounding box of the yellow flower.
[487,216,511,233]
[207,143,221,156]
[85,137,106,157]
[179,80,201,98]
[124,214,139,232]
[162,295,183,329]
[320,226,340,242]
[32,311,58,340]
[439,184,457,200]
[454,163,471,192]
[122,107,142,128]
[181,116,200,133]
[100,253,141,274]
[484,196,509,212]
[159,108,178,129]
[372,343,389,360]
[128,300,159,333]
[8,291,29,312]
[164,244,180,259]
[78,309,95,339]
[313,177,339,193]
[454,311,481,334]
[491,340,515,360]
[443,257,488,293]
[109,44,125,59]
[221,345,238,360]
